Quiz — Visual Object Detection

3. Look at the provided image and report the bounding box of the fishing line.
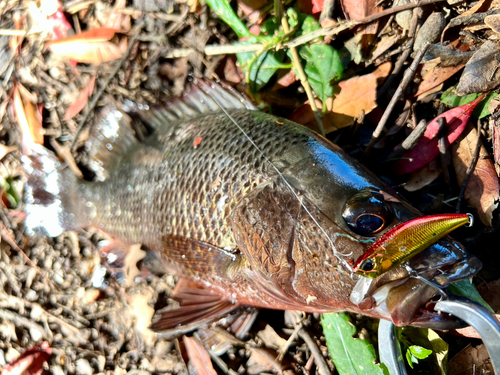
[205,82,355,272]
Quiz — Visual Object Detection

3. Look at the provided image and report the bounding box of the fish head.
[249,129,483,329]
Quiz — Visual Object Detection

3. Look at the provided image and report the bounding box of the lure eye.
[359,259,374,272]
[343,190,393,236]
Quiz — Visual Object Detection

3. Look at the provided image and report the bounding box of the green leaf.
[321,313,386,375]
[398,327,447,375]
[237,38,292,92]
[441,87,498,119]
[205,0,251,38]
[409,345,432,359]
[298,44,343,102]
[447,279,494,313]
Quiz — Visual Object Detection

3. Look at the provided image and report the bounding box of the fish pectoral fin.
[151,278,240,338]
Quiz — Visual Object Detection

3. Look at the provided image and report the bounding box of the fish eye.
[342,191,393,236]
[359,259,374,272]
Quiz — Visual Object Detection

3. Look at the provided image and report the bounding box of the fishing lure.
[353,213,473,278]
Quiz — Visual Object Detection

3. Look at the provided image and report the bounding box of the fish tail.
[22,144,82,237]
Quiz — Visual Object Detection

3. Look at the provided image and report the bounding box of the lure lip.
[352,213,473,278]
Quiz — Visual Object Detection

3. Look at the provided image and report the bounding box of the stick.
[366,42,430,153]
[70,21,146,151]
[298,329,333,375]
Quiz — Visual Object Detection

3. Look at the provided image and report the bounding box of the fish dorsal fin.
[123,78,257,131]
[86,103,139,181]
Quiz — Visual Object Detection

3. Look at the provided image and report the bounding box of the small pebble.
[76,358,93,375]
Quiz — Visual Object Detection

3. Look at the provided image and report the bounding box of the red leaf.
[47,7,72,39]
[64,76,96,121]
[2,342,52,375]
[46,28,124,65]
[394,94,486,174]
[183,336,217,375]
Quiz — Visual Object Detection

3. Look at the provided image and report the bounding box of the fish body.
[23,82,481,331]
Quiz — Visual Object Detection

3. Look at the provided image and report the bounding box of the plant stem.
[281,16,324,136]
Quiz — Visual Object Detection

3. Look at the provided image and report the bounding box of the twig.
[437,117,452,187]
[284,0,445,48]
[0,308,49,339]
[378,6,422,98]
[281,16,324,136]
[387,119,427,161]
[165,0,444,59]
[456,122,482,213]
[70,21,146,151]
[298,329,333,375]
[0,222,42,275]
[277,322,303,362]
[366,42,430,154]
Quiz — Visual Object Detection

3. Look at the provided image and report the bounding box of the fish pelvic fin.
[151,278,240,339]
[123,78,257,132]
[22,144,82,237]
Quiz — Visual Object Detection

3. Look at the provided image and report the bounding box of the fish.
[22,80,482,335]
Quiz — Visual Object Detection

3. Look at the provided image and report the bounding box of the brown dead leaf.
[457,0,491,18]
[414,60,464,97]
[452,126,500,226]
[257,325,287,351]
[46,28,124,65]
[448,344,493,375]
[0,145,17,161]
[479,279,500,313]
[404,160,442,192]
[340,0,382,46]
[325,62,392,132]
[485,14,500,34]
[0,99,8,122]
[247,347,285,374]
[12,83,44,145]
[183,336,217,375]
[456,40,500,96]
[64,76,96,121]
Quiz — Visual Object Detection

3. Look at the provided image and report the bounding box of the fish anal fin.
[151,278,239,338]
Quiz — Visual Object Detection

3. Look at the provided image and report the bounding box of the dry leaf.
[485,14,500,34]
[12,83,44,146]
[414,61,464,97]
[130,291,156,345]
[456,40,500,96]
[247,347,285,374]
[183,336,217,375]
[257,325,287,351]
[64,76,96,121]
[404,160,442,191]
[2,342,52,375]
[46,28,124,65]
[325,62,391,132]
[395,95,484,174]
[448,344,493,375]
[456,0,491,18]
[0,145,17,160]
[340,0,382,46]
[452,126,500,226]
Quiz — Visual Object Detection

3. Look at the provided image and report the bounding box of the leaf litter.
[3,0,500,374]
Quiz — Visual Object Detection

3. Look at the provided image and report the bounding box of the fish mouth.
[354,239,482,329]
